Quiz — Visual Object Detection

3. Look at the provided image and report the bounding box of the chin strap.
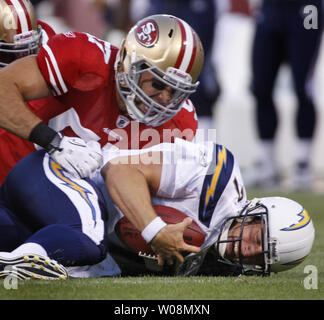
[138,246,212,276]
[174,245,212,276]
[125,92,141,121]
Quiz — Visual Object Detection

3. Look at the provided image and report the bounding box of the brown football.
[115,205,206,255]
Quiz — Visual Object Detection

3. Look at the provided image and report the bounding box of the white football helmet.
[115,14,204,127]
[216,197,315,275]
[0,0,42,67]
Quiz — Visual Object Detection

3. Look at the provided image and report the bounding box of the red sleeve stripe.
[173,18,197,75]
[42,43,68,95]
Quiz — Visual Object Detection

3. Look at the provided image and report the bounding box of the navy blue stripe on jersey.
[198,144,234,228]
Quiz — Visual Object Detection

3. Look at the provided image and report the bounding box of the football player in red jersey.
[0,13,204,183]
[0,0,66,183]
[0,0,55,67]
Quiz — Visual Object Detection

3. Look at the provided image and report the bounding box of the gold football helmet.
[0,0,42,67]
[115,14,204,126]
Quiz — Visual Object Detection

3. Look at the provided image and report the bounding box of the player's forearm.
[0,76,42,139]
[104,164,158,232]
[0,55,55,141]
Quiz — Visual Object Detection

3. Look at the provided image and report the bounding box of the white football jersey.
[93,138,248,246]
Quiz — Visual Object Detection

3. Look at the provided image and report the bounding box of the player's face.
[136,71,175,113]
[225,219,264,266]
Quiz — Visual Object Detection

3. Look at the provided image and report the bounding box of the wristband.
[28,122,61,153]
[141,217,167,243]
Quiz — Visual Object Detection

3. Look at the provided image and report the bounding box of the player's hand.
[150,217,201,266]
[49,135,103,178]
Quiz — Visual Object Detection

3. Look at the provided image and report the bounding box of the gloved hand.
[47,133,103,178]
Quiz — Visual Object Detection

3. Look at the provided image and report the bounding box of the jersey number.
[86,34,111,64]
[234,177,244,202]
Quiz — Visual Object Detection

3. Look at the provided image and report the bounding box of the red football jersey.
[0,20,57,184]
[38,20,56,41]
[36,31,198,149]
[0,31,198,184]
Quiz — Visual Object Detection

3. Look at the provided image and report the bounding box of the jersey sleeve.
[27,97,68,122]
[37,32,114,96]
[37,20,56,41]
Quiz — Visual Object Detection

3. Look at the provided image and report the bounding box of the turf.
[0,192,323,301]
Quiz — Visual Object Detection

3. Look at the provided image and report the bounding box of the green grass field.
[0,191,323,301]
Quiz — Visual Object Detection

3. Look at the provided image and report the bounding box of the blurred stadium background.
[33,0,324,192]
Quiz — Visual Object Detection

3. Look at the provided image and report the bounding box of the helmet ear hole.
[168,29,174,38]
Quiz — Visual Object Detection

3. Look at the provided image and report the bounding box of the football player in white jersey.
[98,139,314,276]
[0,138,315,279]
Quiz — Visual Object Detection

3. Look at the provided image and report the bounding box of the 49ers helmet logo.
[135,20,159,47]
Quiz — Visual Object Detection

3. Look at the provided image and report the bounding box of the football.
[115,205,206,255]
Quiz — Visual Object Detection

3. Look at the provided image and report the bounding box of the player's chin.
[138,104,158,117]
